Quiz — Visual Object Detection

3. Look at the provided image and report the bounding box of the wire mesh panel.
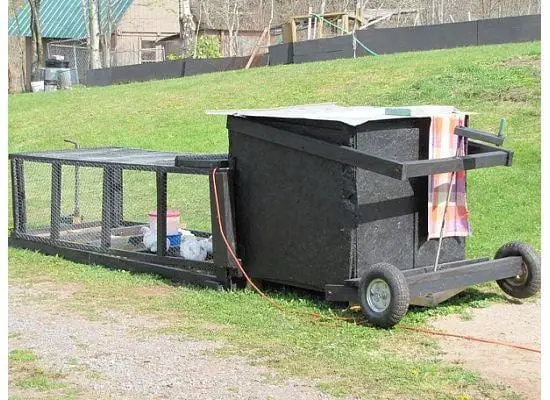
[58,165,104,249]
[120,170,156,252]
[20,161,52,236]
[119,171,213,257]
[140,47,165,63]
[167,174,211,232]
[166,173,213,261]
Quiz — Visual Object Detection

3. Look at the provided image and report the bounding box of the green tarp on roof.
[8,0,134,38]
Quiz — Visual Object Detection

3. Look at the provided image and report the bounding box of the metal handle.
[454,118,506,147]
[64,139,80,149]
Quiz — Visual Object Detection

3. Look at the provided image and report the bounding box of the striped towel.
[428,115,471,239]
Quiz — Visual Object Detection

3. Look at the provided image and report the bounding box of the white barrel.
[30,81,44,93]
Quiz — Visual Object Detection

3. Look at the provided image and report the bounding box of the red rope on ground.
[399,325,541,353]
[211,168,541,354]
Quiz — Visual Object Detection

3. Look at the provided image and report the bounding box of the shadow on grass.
[403,286,510,324]
[255,281,514,326]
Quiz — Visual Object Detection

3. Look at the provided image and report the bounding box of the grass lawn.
[8,42,540,399]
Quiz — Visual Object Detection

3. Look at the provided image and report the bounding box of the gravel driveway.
[8,283,341,400]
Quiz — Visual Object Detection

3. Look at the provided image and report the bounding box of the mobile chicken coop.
[9,105,541,327]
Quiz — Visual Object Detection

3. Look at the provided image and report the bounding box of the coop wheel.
[359,263,409,328]
[495,242,541,299]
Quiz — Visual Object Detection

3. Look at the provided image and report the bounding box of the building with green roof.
[9,0,181,85]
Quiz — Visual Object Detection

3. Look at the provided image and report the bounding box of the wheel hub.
[365,278,391,312]
[506,261,529,287]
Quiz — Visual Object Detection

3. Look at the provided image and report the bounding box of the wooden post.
[307,6,312,40]
[156,172,167,257]
[318,0,326,38]
[342,14,349,33]
[51,164,62,241]
[312,13,318,38]
[101,167,114,249]
[209,168,239,275]
[220,31,225,56]
[282,20,297,43]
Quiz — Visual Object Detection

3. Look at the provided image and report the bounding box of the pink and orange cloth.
[427,114,471,239]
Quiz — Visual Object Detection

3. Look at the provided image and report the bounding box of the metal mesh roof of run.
[208,104,468,127]
[8,0,133,38]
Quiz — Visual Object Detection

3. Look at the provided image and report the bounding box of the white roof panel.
[207,104,468,127]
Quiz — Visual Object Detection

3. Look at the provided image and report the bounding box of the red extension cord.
[211,168,541,354]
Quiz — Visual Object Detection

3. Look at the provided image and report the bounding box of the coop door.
[354,120,420,273]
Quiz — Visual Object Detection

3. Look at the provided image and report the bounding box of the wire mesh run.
[10,156,215,262]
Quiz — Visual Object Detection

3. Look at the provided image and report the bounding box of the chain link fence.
[46,40,169,83]
[47,40,90,84]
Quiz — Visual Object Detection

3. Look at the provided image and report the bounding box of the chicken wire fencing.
[10,160,213,261]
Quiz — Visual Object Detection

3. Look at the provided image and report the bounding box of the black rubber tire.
[359,263,409,328]
[495,242,541,299]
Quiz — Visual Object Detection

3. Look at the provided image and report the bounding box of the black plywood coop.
[9,104,541,328]
[227,108,466,292]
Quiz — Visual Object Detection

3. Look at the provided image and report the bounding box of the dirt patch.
[501,86,532,103]
[201,322,229,332]
[10,281,85,301]
[500,56,541,69]
[429,299,540,400]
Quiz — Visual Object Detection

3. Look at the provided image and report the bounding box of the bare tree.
[192,2,202,58]
[202,0,243,56]
[88,0,101,69]
[227,0,241,56]
[28,0,44,80]
[11,4,27,90]
[99,0,114,68]
[178,0,196,57]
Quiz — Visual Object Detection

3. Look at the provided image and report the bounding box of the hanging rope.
[310,13,379,57]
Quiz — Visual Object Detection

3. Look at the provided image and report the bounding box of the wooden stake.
[307,6,312,40]
[282,20,297,43]
[312,14,317,39]
[245,27,268,69]
[319,0,326,38]
[342,14,349,33]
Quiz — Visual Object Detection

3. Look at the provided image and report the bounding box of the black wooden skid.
[228,118,513,181]
[406,256,522,298]
[325,256,524,302]
[9,237,225,289]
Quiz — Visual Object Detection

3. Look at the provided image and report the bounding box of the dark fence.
[87,14,540,87]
